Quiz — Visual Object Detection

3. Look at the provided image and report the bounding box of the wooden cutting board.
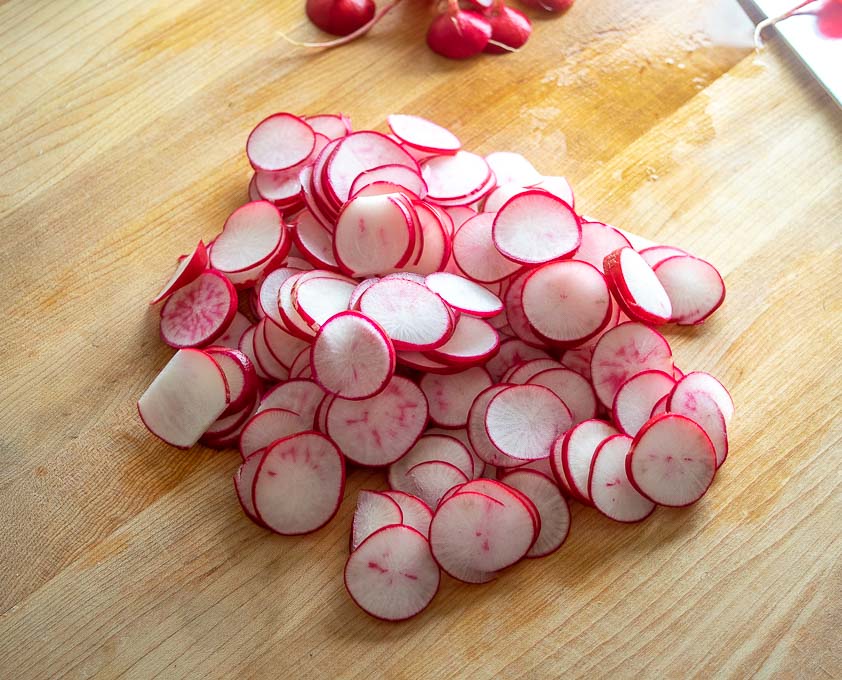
[1,1,840,677]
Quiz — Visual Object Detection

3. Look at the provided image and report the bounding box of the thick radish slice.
[667,386,729,468]
[452,212,522,283]
[247,113,316,172]
[344,524,440,621]
[311,311,395,399]
[492,191,581,264]
[350,164,427,198]
[294,275,356,329]
[305,113,351,140]
[424,272,503,318]
[424,315,499,366]
[528,367,598,425]
[214,311,252,350]
[204,346,258,415]
[485,385,572,461]
[292,210,340,271]
[639,245,688,268]
[503,469,571,557]
[221,234,291,289]
[252,319,290,381]
[604,247,672,324]
[485,151,542,187]
[258,379,325,423]
[612,370,676,437]
[533,175,574,208]
[396,351,459,374]
[468,385,525,468]
[668,371,734,424]
[211,201,284,273]
[326,375,428,466]
[388,114,461,154]
[159,270,237,348]
[626,414,717,507]
[263,318,309,368]
[150,240,208,304]
[389,434,475,490]
[574,222,632,274]
[590,322,674,409]
[420,367,492,428]
[239,407,312,459]
[653,255,726,324]
[253,432,345,534]
[485,338,552,383]
[588,434,655,523]
[406,460,470,508]
[382,490,434,537]
[258,267,304,328]
[138,349,230,449]
[421,151,491,203]
[560,419,619,505]
[504,358,563,385]
[351,490,403,551]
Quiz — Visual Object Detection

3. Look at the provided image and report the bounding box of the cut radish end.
[294,275,356,329]
[234,450,267,526]
[204,346,258,415]
[213,311,252,350]
[292,211,340,270]
[504,358,563,385]
[389,434,475,491]
[503,469,571,557]
[639,245,688,268]
[452,212,522,283]
[653,255,726,325]
[382,490,434,538]
[669,371,734,424]
[239,407,312,459]
[492,191,581,264]
[424,315,499,365]
[468,385,526,468]
[406,460,470,508]
[150,240,208,304]
[588,434,655,523]
[574,222,632,274]
[138,349,230,449]
[159,270,237,348]
[604,247,672,325]
[421,151,491,203]
[258,379,325,424]
[626,414,716,507]
[247,113,316,172]
[560,419,619,505]
[424,272,503,318]
[419,366,492,428]
[211,201,285,274]
[349,163,428,198]
[388,114,461,154]
[351,490,403,551]
[612,370,676,437]
[667,383,729,468]
[485,151,542,187]
[311,311,395,399]
[527,367,598,425]
[344,524,440,621]
[485,338,552,383]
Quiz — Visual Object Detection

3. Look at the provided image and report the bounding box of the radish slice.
[574,222,633,274]
[351,490,403,551]
[419,366,492,428]
[468,385,525,468]
[667,385,729,468]
[492,191,581,264]
[405,202,451,275]
[294,276,356,329]
[204,346,258,416]
[389,434,475,490]
[258,379,325,423]
[344,524,440,621]
[560,419,619,505]
[239,407,312,459]
[305,113,351,140]
[590,322,674,409]
[247,113,316,172]
[485,338,551,382]
[289,346,313,379]
[588,434,655,523]
[604,247,672,325]
[311,311,396,399]
[503,269,547,348]
[484,384,572,461]
[668,371,734,424]
[292,210,340,271]
[252,319,291,381]
[639,245,688,268]
[455,479,541,549]
[159,270,237,348]
[382,490,433,537]
[258,267,304,328]
[424,272,503,318]
[406,460,470,508]
[138,349,230,448]
[202,390,259,445]
[350,164,428,198]
[452,212,522,283]
[441,205,475,232]
[234,450,267,526]
[650,394,669,419]
[278,273,318,340]
[522,260,612,346]
[211,201,284,273]
[533,175,575,208]
[263,318,309,368]
[238,325,267,380]
[421,151,491,203]
[326,375,428,466]
[503,469,571,557]
[150,240,208,304]
[388,114,461,154]
[485,151,542,186]
[396,351,458,374]
[214,311,252,350]
[527,368,598,425]
[626,414,716,507]
[612,370,676,437]
[504,358,563,384]
[653,255,726,324]
[483,183,529,213]
[427,427,485,479]
[248,174,261,202]
[253,432,345,534]
[358,278,454,350]
[348,277,380,309]
[424,315,499,365]
[255,165,307,206]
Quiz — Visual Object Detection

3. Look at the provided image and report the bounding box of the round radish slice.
[239,407,312,459]
[311,311,395,399]
[626,414,716,507]
[382,490,433,538]
[351,490,403,551]
[427,427,485,479]
[485,385,572,461]
[604,247,672,325]
[492,191,581,264]
[263,319,309,368]
[485,338,552,383]
[483,183,529,213]
[612,370,676,437]
[255,165,306,206]
[138,349,230,449]
[258,267,304,328]
[533,175,575,208]
[258,379,325,423]
[204,346,258,416]
[527,367,598,425]
[253,432,345,534]
[326,375,428,466]
[504,359,563,385]
[202,392,259,447]
[458,479,542,547]
[420,367,492,428]
[348,277,380,309]
[503,269,547,348]
[522,260,612,346]
[292,211,339,271]
[650,394,669,419]
[424,272,503,318]
[639,245,688,268]
[150,240,208,304]
[278,273,317,340]
[289,346,312,379]
[214,311,252,350]
[425,315,499,366]
[442,205,475,232]
[485,151,542,187]
[251,319,290,381]
[294,276,356,330]
[247,113,316,172]
[404,202,451,275]
[344,524,440,621]
[574,222,632,274]
[588,434,655,523]
[388,114,461,154]
[668,371,734,425]
[468,385,524,468]
[234,450,266,526]
[452,212,522,283]
[350,164,428,198]
[667,386,729,468]
[238,325,268,380]
[159,270,237,348]
[421,151,491,203]
[560,346,594,381]
[406,460,470,509]
[590,322,674,409]
[560,419,619,505]
[211,201,284,274]
[653,255,726,325]
[358,278,453,351]
[388,434,475,490]
[549,435,573,496]
[503,469,571,557]
[305,113,351,140]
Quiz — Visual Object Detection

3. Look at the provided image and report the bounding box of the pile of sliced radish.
[139,111,732,621]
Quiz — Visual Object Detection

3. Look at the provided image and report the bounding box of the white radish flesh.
[503,469,571,557]
[382,490,433,537]
[485,151,542,186]
[588,434,655,523]
[492,191,581,264]
[351,490,403,551]
[452,212,522,283]
[667,386,729,468]
[258,379,325,424]
[485,338,552,382]
[653,255,726,325]
[294,275,356,329]
[406,460,470,508]
[425,315,499,365]
[612,370,676,437]
[574,222,632,274]
[211,201,285,273]
[527,367,598,425]
[560,419,619,505]
[422,151,491,203]
[669,371,734,424]
[388,434,475,490]
[388,114,461,153]
[239,407,312,459]
[419,367,493,428]
[424,271,503,318]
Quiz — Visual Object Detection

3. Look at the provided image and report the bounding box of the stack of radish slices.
[139,111,732,621]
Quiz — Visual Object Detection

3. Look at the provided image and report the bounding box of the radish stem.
[754,0,818,48]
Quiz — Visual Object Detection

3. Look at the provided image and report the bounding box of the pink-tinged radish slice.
[278,273,317,340]
[673,365,685,381]
[349,277,380,309]
[344,524,440,621]
[151,240,208,304]
[485,385,572,461]
[504,457,555,481]
[653,255,726,325]
[263,316,309,368]
[253,431,345,534]
[561,419,619,504]
[252,319,290,381]
[468,385,525,468]
[358,278,453,351]
[289,346,313,379]
[159,270,237,348]
[247,113,316,172]
[485,151,542,186]
[604,247,672,324]
[615,227,657,251]
[428,427,486,479]
[314,394,333,433]
[452,212,522,283]
[351,490,404,551]
[239,407,312,459]
[389,434,475,490]
[211,201,284,273]
[213,311,252,350]
[650,394,669,418]
[483,183,529,213]
[626,414,717,507]
[388,114,461,154]
[574,222,633,274]
[441,205,476,232]
[299,165,336,230]
[425,315,499,365]
[459,478,542,543]
[294,276,356,330]
[421,151,491,202]
[528,368,598,426]
[639,245,688,268]
[560,346,594,381]
[533,176,574,209]
[504,359,563,385]
[233,450,267,526]
[420,367,492,428]
[405,202,451,275]
[424,272,503,318]
[238,325,268,381]
[590,322,674,409]
[202,392,259,446]
[326,375,428,466]
[351,181,421,200]
[350,164,428,199]
[667,385,729,467]
[485,338,552,382]
[258,267,304,328]
[406,460,470,508]
[204,346,258,415]
[221,234,291,289]
[588,434,655,523]
[248,174,261,202]
[612,370,676,437]
[492,191,581,264]
[503,270,546,348]
[137,349,230,449]
[522,260,612,346]
[382,271,428,285]
[255,164,307,205]
[382,490,434,538]
[396,351,459,374]
[258,379,325,423]
[292,210,340,271]
[503,469,571,557]
[305,113,351,140]
[549,436,573,496]
[311,311,395,399]
[668,371,734,424]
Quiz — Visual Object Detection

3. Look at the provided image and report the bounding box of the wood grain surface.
[1,1,840,678]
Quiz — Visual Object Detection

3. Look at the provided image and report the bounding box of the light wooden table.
[1,1,840,678]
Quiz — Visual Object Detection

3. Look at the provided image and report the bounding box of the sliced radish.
[289,346,313,379]
[259,267,304,328]
[527,367,598,425]
[588,434,655,523]
[419,366,492,428]
[382,490,433,537]
[150,240,208,304]
[612,370,676,437]
[604,247,672,325]
[668,371,734,424]
[388,114,461,154]
[238,325,268,380]
[427,427,485,479]
[292,210,340,270]
[351,490,403,551]
[405,460,470,508]
[421,151,491,203]
[255,165,308,206]
[626,414,716,507]
[233,449,267,526]
[533,175,574,208]
[239,407,312,459]
[468,385,526,468]
[159,270,237,348]
[278,273,318,340]
[204,346,258,415]
[389,434,475,490]
[458,478,541,548]
[248,174,261,202]
[574,222,632,274]
[294,275,356,329]
[258,379,325,424]
[502,469,571,557]
[503,269,546,348]
[639,245,688,268]
[485,338,552,382]
[452,212,522,283]
[483,183,528,213]
[653,255,726,325]
[252,319,291,381]
[492,191,581,264]
[263,318,310,368]
[560,419,619,504]
[504,358,563,384]
[667,385,729,467]
[405,202,451,275]
[213,311,252,350]
[441,205,476,231]
[348,277,380,309]
[201,392,259,448]
[485,151,542,186]
[350,164,427,198]
[396,350,458,374]
[424,272,502,318]
[425,315,499,365]
[305,113,351,140]
[247,113,316,172]
[211,201,285,274]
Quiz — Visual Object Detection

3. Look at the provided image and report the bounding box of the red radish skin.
[150,240,208,304]
[484,5,532,54]
[203,346,258,416]
[246,113,315,173]
[159,270,237,349]
[306,0,376,37]
[389,434,475,490]
[234,449,268,527]
[351,490,403,551]
[426,10,492,60]
[603,247,672,325]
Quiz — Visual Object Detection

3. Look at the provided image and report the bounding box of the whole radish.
[484,4,532,54]
[519,0,574,11]
[306,0,376,36]
[427,9,493,59]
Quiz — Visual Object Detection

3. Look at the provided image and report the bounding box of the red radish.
[382,490,433,537]
[426,10,492,60]
[246,113,315,172]
[421,151,491,203]
[468,385,526,468]
[485,338,551,382]
[294,275,356,329]
[485,151,542,186]
[626,414,716,507]
[258,378,325,424]
[137,349,230,448]
[588,434,655,523]
[484,5,532,54]
[455,478,540,539]
[210,201,285,274]
[669,371,734,424]
[238,407,312,459]
[483,183,529,213]
[150,240,208,304]
[255,164,308,207]
[527,367,598,425]
[653,255,725,324]
[388,114,461,154]
[559,419,618,505]
[234,450,267,526]
[419,366,493,428]
[639,245,688,268]
[424,315,499,366]
[574,222,632,274]
[504,358,563,384]
[253,432,345,534]
[203,346,258,416]
[667,384,729,468]
[406,460,470,508]
[493,191,581,264]
[612,370,676,437]
[311,311,395,399]
[452,212,522,283]
[533,175,574,208]
[389,434,475,490]
[502,469,570,557]
[292,211,340,270]
[351,490,403,551]
[263,319,309,368]
[306,0,375,36]
[159,270,237,348]
[305,113,352,139]
[424,271,502,318]
[604,247,672,324]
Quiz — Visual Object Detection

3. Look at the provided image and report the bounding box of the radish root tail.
[279,0,402,49]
